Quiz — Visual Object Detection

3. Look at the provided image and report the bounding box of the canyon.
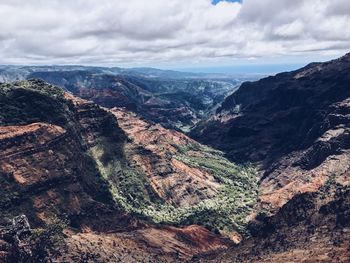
[0,53,349,262]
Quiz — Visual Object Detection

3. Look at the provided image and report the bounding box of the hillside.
[0,79,257,262]
[193,184,350,262]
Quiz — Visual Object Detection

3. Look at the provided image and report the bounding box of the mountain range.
[0,65,258,132]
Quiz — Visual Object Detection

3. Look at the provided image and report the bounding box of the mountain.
[189,53,350,261]
[0,65,253,131]
[0,65,258,81]
[0,80,257,262]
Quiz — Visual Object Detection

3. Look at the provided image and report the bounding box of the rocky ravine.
[0,80,257,262]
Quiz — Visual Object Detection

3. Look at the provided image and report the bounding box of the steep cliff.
[191,53,350,210]
[192,53,350,164]
[189,53,350,262]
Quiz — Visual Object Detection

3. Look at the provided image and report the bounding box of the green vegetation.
[0,172,22,210]
[88,137,163,212]
[321,173,337,193]
[0,80,73,126]
[89,136,258,236]
[29,216,67,262]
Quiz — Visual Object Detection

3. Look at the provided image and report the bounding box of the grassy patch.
[88,137,163,212]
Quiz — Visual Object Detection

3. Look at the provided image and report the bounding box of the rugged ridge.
[192,53,350,165]
[30,72,239,131]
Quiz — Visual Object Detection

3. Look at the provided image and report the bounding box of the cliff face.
[191,53,350,209]
[191,53,350,165]
[0,80,255,262]
[0,80,119,228]
[189,53,350,262]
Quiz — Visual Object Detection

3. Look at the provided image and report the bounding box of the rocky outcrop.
[60,225,231,262]
[0,215,32,262]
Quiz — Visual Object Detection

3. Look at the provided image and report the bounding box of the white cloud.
[274,20,304,39]
[0,0,349,66]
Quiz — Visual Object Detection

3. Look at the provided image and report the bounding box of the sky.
[0,0,349,73]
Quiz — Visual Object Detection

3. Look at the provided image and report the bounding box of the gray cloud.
[0,0,349,66]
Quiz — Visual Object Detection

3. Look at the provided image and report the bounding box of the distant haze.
[177,63,307,75]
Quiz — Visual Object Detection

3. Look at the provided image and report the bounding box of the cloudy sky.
[0,0,349,71]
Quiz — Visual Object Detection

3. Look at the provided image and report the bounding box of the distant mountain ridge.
[0,65,255,82]
[0,65,256,131]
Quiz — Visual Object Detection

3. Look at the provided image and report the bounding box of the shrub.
[29,216,67,263]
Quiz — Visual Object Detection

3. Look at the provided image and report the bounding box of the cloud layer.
[0,0,349,66]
